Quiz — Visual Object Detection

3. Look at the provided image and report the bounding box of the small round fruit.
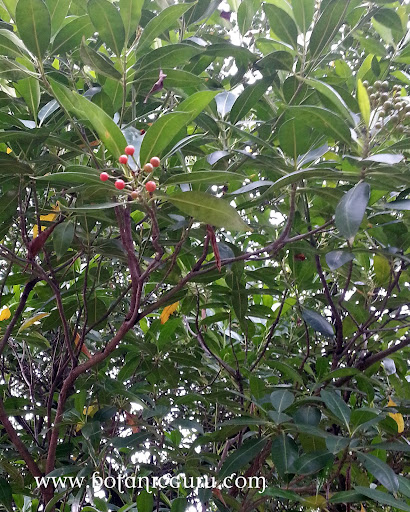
[374,80,382,89]
[380,92,389,101]
[115,179,125,190]
[130,190,139,199]
[100,172,109,182]
[367,86,374,94]
[143,163,154,173]
[397,124,404,133]
[119,155,128,164]
[375,122,382,130]
[125,145,135,156]
[382,80,389,90]
[362,80,369,88]
[378,111,386,118]
[145,181,156,193]
[150,156,160,167]
[370,93,377,101]
[391,114,399,123]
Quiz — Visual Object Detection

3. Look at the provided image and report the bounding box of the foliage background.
[0,0,409,510]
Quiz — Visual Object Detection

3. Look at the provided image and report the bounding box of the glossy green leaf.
[164,171,244,186]
[309,0,350,58]
[45,0,70,35]
[292,0,314,34]
[278,118,312,159]
[136,490,154,512]
[230,76,271,124]
[171,498,187,512]
[52,15,94,54]
[373,8,403,32]
[302,309,334,337]
[80,39,122,80]
[270,390,294,413]
[88,0,125,56]
[119,0,143,43]
[15,77,40,119]
[0,29,27,58]
[15,0,51,58]
[164,191,249,232]
[335,182,370,240]
[293,406,321,426]
[271,433,299,478]
[220,437,267,479]
[53,222,74,260]
[49,79,127,159]
[357,452,398,492]
[320,390,351,428]
[135,2,193,59]
[294,451,333,475]
[354,487,410,512]
[383,199,410,210]
[0,57,35,80]
[304,78,353,123]
[256,50,293,72]
[264,4,298,48]
[136,43,204,72]
[357,79,370,128]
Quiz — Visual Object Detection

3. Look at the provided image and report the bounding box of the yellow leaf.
[388,397,404,433]
[18,312,49,333]
[160,301,179,324]
[0,307,11,321]
[357,78,371,128]
[74,332,92,358]
[361,505,366,512]
[32,204,60,238]
[76,404,98,432]
[301,495,327,509]
[6,147,12,154]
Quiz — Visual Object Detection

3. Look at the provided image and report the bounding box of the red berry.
[145,181,156,193]
[125,145,135,156]
[115,179,125,190]
[119,155,128,164]
[143,163,154,173]
[140,129,146,135]
[100,172,109,182]
[150,156,160,167]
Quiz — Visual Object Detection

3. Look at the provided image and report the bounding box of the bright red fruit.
[125,145,135,156]
[150,156,160,167]
[100,172,109,181]
[145,181,156,192]
[143,163,154,173]
[119,155,128,164]
[115,179,125,190]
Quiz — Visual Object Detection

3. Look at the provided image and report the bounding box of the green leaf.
[354,487,410,512]
[171,498,187,512]
[270,389,294,413]
[335,182,370,240]
[230,76,271,124]
[302,309,334,337]
[325,250,354,271]
[0,153,33,175]
[278,118,312,159]
[256,50,294,72]
[329,490,367,504]
[292,0,314,34]
[52,15,94,54]
[357,79,371,128]
[304,78,353,123]
[373,8,403,33]
[135,2,194,59]
[215,91,236,118]
[137,43,204,72]
[287,106,351,144]
[163,191,250,232]
[293,406,321,426]
[226,272,247,322]
[220,437,267,479]
[271,433,299,478]
[308,0,350,58]
[88,0,125,56]
[49,78,127,159]
[237,0,260,35]
[383,199,410,211]
[0,478,12,512]
[264,4,298,48]
[374,254,390,285]
[0,57,35,80]
[80,39,122,80]
[45,0,70,35]
[294,451,333,475]
[15,0,51,58]
[53,222,74,260]
[0,29,27,58]
[320,390,351,428]
[119,0,143,43]
[15,77,40,119]
[357,452,398,492]
[136,490,154,512]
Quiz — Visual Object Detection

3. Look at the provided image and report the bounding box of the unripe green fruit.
[375,123,382,130]
[362,80,369,88]
[397,124,404,132]
[374,80,382,89]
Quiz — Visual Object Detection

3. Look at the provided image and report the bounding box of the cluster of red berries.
[99,145,160,196]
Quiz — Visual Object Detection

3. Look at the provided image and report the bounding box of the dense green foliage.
[0,0,409,510]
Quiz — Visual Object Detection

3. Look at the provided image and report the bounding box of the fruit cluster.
[363,80,410,132]
[99,145,160,198]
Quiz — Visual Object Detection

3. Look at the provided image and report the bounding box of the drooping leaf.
[271,433,299,478]
[230,76,272,124]
[264,4,298,48]
[320,390,351,429]
[52,221,74,260]
[15,0,51,58]
[357,453,399,492]
[293,451,333,475]
[335,182,370,240]
[292,0,314,34]
[119,0,143,43]
[309,0,350,58]
[302,309,334,337]
[18,312,50,333]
